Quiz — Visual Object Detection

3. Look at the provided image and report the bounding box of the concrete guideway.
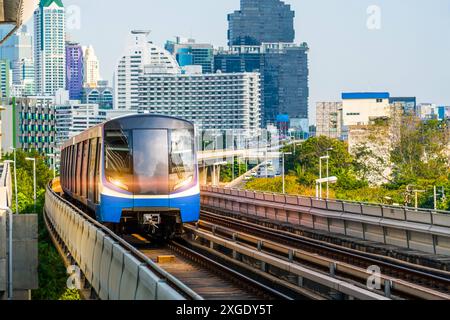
[44,184,201,301]
[44,183,292,300]
[195,217,450,300]
[184,225,389,300]
[201,186,450,256]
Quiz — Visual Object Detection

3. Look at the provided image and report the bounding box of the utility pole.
[319,155,330,199]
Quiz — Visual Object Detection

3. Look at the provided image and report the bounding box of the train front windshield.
[105,129,195,195]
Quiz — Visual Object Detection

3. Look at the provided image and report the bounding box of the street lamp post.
[25,158,36,214]
[319,156,330,199]
[326,148,333,199]
[8,147,18,215]
[282,152,293,194]
[4,159,18,215]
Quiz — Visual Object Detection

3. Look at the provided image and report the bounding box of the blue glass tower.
[228,0,295,46]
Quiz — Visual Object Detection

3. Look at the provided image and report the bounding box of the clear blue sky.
[27,0,450,118]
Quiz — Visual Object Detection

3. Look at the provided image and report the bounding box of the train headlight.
[107,176,129,191]
[173,176,193,191]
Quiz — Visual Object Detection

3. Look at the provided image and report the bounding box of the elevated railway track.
[44,182,450,300]
[198,210,450,300]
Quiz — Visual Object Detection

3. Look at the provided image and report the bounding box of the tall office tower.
[114,30,180,110]
[0,25,35,95]
[0,25,33,73]
[66,42,84,100]
[215,43,309,126]
[83,45,100,88]
[165,37,214,74]
[263,44,309,123]
[228,0,295,46]
[34,0,66,95]
[0,60,10,99]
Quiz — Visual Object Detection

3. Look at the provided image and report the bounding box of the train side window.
[95,139,101,204]
[88,138,98,202]
[76,143,83,195]
[60,149,64,188]
[82,140,89,198]
[62,149,66,188]
[72,144,77,192]
[69,146,74,191]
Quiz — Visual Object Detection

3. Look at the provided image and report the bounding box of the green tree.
[2,150,79,299]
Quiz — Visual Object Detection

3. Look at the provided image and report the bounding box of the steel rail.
[200,210,450,295]
[168,240,294,300]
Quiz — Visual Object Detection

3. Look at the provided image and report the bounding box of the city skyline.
[22,0,450,121]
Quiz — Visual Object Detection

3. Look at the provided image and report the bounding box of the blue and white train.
[60,114,200,239]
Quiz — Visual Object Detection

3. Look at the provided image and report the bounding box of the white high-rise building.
[114,30,180,110]
[34,0,66,95]
[138,70,261,136]
[83,45,100,88]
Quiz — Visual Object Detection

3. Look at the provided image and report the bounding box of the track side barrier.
[44,184,202,300]
[201,186,450,256]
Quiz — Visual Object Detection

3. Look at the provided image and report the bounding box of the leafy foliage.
[3,150,80,300]
[246,120,450,210]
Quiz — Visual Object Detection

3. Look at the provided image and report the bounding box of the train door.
[132,129,170,211]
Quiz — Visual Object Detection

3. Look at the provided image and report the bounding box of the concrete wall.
[0,212,38,300]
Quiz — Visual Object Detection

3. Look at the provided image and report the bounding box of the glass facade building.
[228,0,295,46]
[214,43,309,126]
[165,37,214,74]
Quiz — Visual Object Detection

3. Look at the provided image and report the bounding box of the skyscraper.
[228,0,295,46]
[215,43,309,126]
[221,0,309,127]
[66,41,84,100]
[262,44,309,122]
[0,25,33,68]
[83,45,100,88]
[114,30,180,110]
[0,25,35,95]
[34,0,66,95]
